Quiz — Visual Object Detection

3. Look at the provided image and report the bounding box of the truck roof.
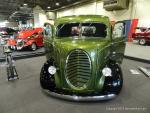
[55,15,110,26]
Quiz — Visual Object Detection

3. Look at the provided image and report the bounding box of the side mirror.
[44,24,53,39]
[112,22,126,39]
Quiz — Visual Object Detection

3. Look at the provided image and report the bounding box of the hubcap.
[140,39,146,45]
[31,43,36,50]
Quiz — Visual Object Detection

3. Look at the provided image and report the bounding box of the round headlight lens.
[48,66,56,75]
[102,67,112,77]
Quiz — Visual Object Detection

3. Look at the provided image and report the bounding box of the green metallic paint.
[55,15,110,26]
[43,15,125,94]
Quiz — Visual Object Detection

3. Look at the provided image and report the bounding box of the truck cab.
[40,15,126,101]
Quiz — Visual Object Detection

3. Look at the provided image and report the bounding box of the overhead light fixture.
[56,2,60,6]
[23,3,28,6]
[47,6,51,9]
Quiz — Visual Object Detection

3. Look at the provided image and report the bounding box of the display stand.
[0,37,19,81]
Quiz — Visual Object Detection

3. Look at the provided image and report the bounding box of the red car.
[8,28,44,50]
[132,27,150,45]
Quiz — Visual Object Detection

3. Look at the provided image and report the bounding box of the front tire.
[40,58,56,90]
[103,63,123,95]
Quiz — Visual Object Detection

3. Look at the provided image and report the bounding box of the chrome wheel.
[31,43,37,51]
[139,39,146,45]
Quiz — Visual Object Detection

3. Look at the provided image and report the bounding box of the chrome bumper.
[43,89,117,101]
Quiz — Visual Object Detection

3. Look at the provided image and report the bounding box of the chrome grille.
[66,49,91,88]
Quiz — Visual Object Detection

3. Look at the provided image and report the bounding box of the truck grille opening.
[66,49,91,89]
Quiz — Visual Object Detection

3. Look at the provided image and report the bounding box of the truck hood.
[50,37,111,91]
[52,37,111,69]
[17,28,43,39]
[17,30,34,39]
[54,38,111,52]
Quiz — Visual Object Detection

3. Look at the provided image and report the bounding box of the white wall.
[33,5,54,27]
[57,1,132,21]
[32,0,150,26]
[95,1,132,21]
[133,0,150,19]
[6,22,18,27]
[57,2,97,18]
[74,2,96,15]
[0,21,18,27]
[57,8,74,17]
[57,0,150,21]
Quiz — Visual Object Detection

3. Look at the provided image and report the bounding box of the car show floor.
[125,42,150,62]
[0,46,45,62]
[0,56,150,113]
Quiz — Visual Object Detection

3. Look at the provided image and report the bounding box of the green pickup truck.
[40,15,126,101]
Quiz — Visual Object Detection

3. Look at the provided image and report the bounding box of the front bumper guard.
[43,89,116,101]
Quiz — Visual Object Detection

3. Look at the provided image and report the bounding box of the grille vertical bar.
[66,49,91,89]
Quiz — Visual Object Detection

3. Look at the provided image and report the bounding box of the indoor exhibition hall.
[0,0,150,113]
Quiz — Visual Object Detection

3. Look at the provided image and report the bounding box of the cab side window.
[113,23,125,39]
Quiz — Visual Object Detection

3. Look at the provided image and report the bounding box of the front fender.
[8,39,17,46]
[25,40,35,46]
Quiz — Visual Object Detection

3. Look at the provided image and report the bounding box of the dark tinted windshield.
[56,23,107,38]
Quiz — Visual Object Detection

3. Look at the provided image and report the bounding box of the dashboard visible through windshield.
[56,23,107,38]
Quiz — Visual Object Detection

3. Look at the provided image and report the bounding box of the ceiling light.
[23,3,27,6]
[47,6,51,9]
[56,2,60,6]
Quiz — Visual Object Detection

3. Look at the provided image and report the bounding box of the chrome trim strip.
[43,90,116,101]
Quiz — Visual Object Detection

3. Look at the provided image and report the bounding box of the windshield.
[56,23,107,38]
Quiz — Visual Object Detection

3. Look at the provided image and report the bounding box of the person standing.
[44,23,52,38]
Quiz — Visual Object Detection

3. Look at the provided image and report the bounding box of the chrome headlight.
[48,66,56,75]
[102,67,112,77]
